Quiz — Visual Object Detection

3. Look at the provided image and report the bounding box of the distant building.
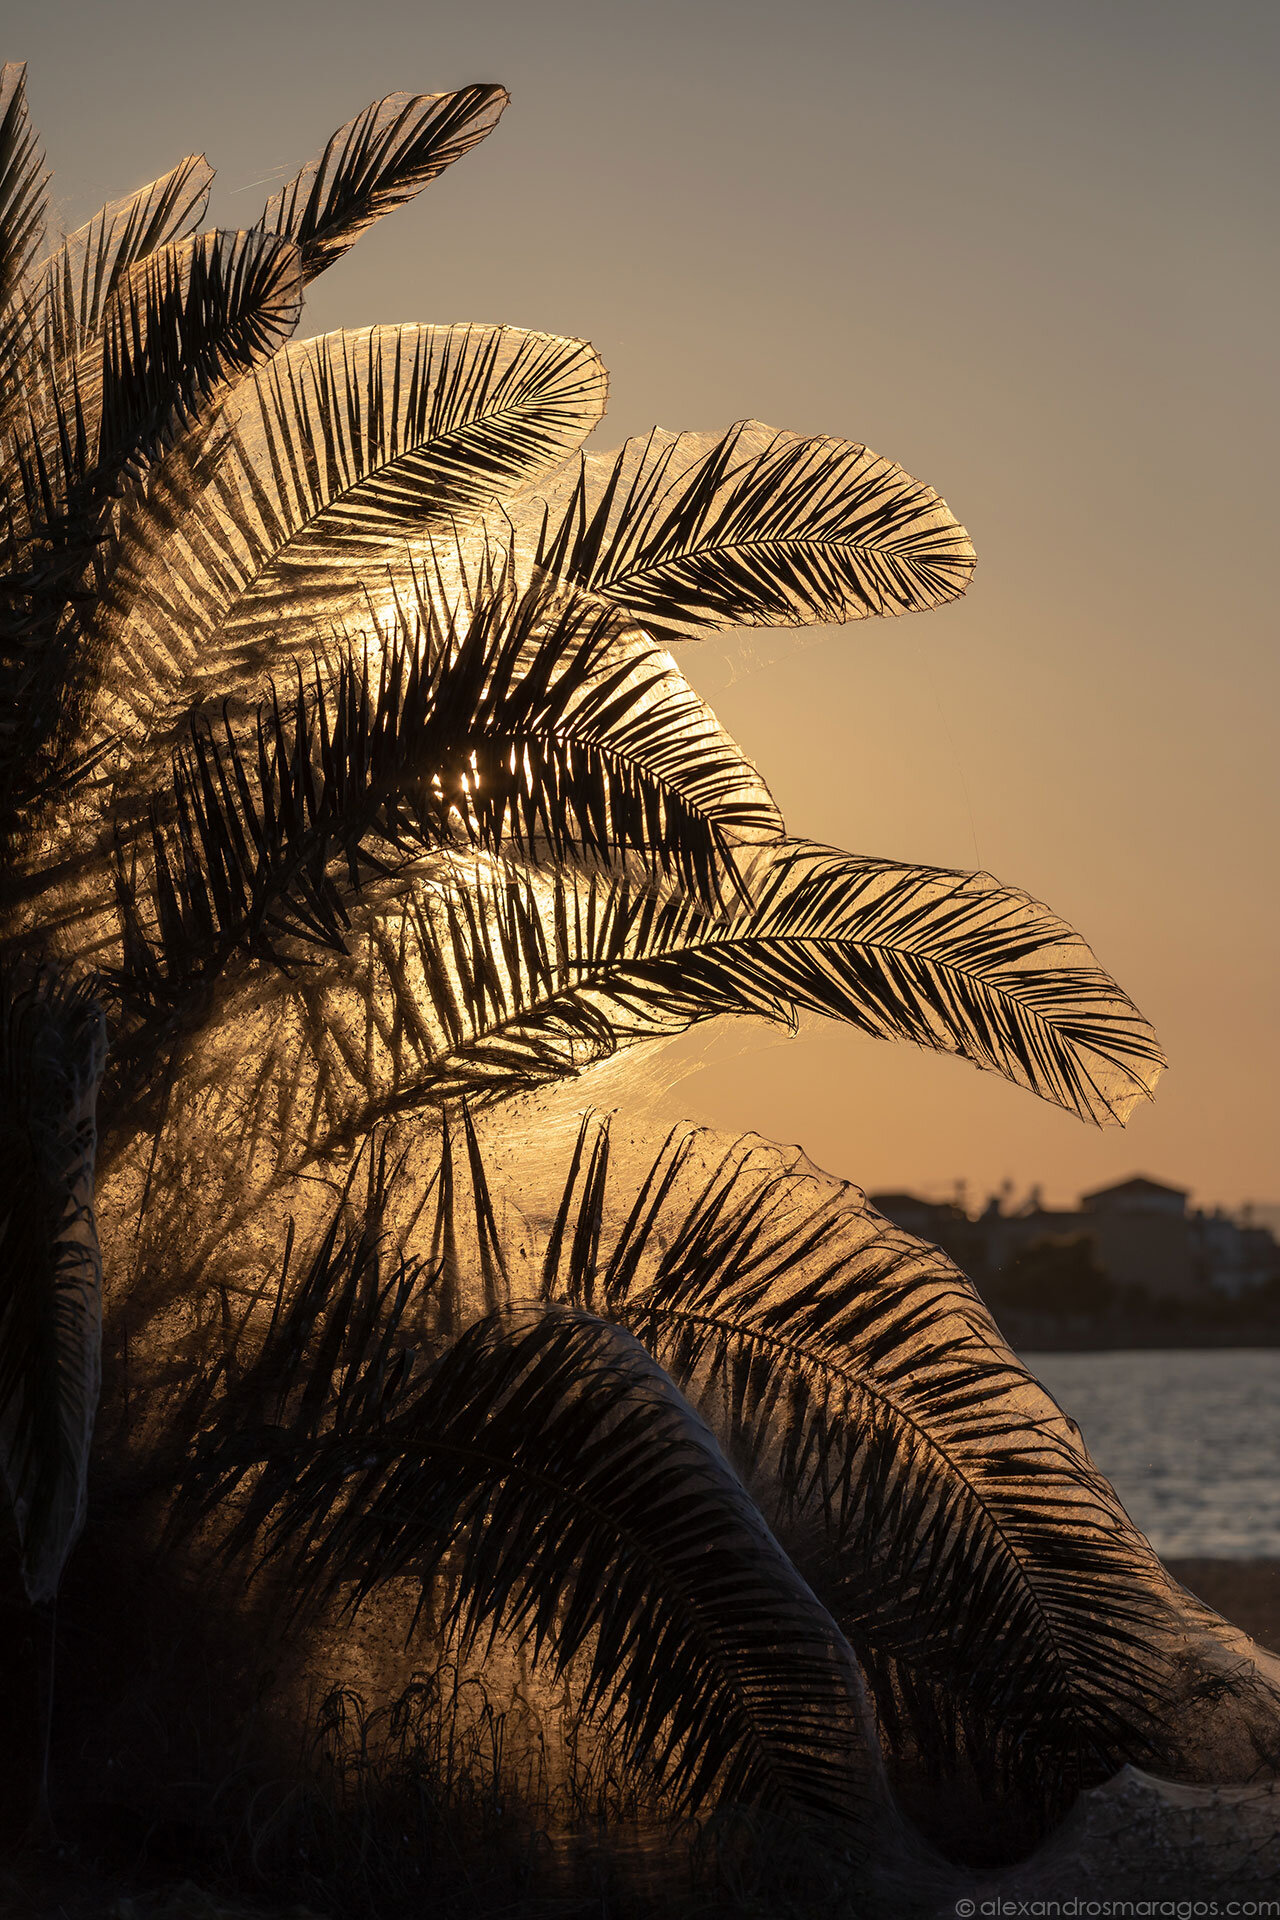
[869,1174,1280,1303]
[1074,1176,1195,1297]
[1082,1175,1188,1214]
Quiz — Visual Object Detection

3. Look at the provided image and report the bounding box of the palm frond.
[97,225,303,471]
[0,155,217,575]
[0,63,46,323]
[457,1118,1186,1816]
[0,62,48,510]
[99,323,608,752]
[105,581,780,1055]
[0,961,106,1602]
[0,377,104,843]
[103,856,649,1156]
[491,420,975,641]
[262,87,508,281]
[23,153,214,367]
[1,227,302,573]
[608,1130,1176,1794]
[0,227,302,847]
[638,841,1165,1125]
[145,830,1159,1151]
[177,1175,877,1842]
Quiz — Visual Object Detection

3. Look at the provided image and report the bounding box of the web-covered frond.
[605,1133,1174,1788]
[1,225,302,594]
[97,324,608,760]
[3,227,298,555]
[207,331,609,659]
[177,1197,878,1844]
[0,227,303,847]
[95,844,714,1174]
[0,961,106,1603]
[655,841,1165,1125]
[105,584,780,1080]
[262,86,509,281]
[485,421,975,641]
[445,1119,1186,1823]
[97,226,303,473]
[108,820,1160,1161]
[19,153,214,375]
[384,835,1163,1127]
[0,62,46,430]
[320,837,1156,1126]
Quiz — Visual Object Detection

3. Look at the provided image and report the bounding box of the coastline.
[1004,1317,1280,1351]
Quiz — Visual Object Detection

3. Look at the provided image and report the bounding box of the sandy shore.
[1167,1558,1280,1650]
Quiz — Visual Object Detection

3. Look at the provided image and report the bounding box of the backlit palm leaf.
[3,227,302,561]
[0,64,46,352]
[0,228,303,845]
[97,226,303,471]
[487,420,975,641]
[170,834,1159,1142]
[528,1119,1180,1816]
[176,1172,877,1843]
[648,841,1165,1125]
[113,824,1159,1190]
[99,324,608,755]
[262,86,508,281]
[21,153,214,368]
[105,586,780,1084]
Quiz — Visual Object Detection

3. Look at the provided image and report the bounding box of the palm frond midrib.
[598,919,1161,1111]
[602,529,963,595]
[110,725,742,1015]
[618,1289,1136,1711]
[221,379,605,615]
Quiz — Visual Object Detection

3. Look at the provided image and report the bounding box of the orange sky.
[12,0,1279,1210]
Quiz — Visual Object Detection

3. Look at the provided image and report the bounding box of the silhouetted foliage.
[0,53,1274,1912]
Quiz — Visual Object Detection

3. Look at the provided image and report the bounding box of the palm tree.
[1,57,1277,1895]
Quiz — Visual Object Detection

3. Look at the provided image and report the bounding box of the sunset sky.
[11,0,1278,1211]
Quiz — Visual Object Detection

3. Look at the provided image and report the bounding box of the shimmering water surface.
[1025,1349,1280,1559]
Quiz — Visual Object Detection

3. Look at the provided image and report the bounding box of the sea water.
[1025,1348,1280,1558]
